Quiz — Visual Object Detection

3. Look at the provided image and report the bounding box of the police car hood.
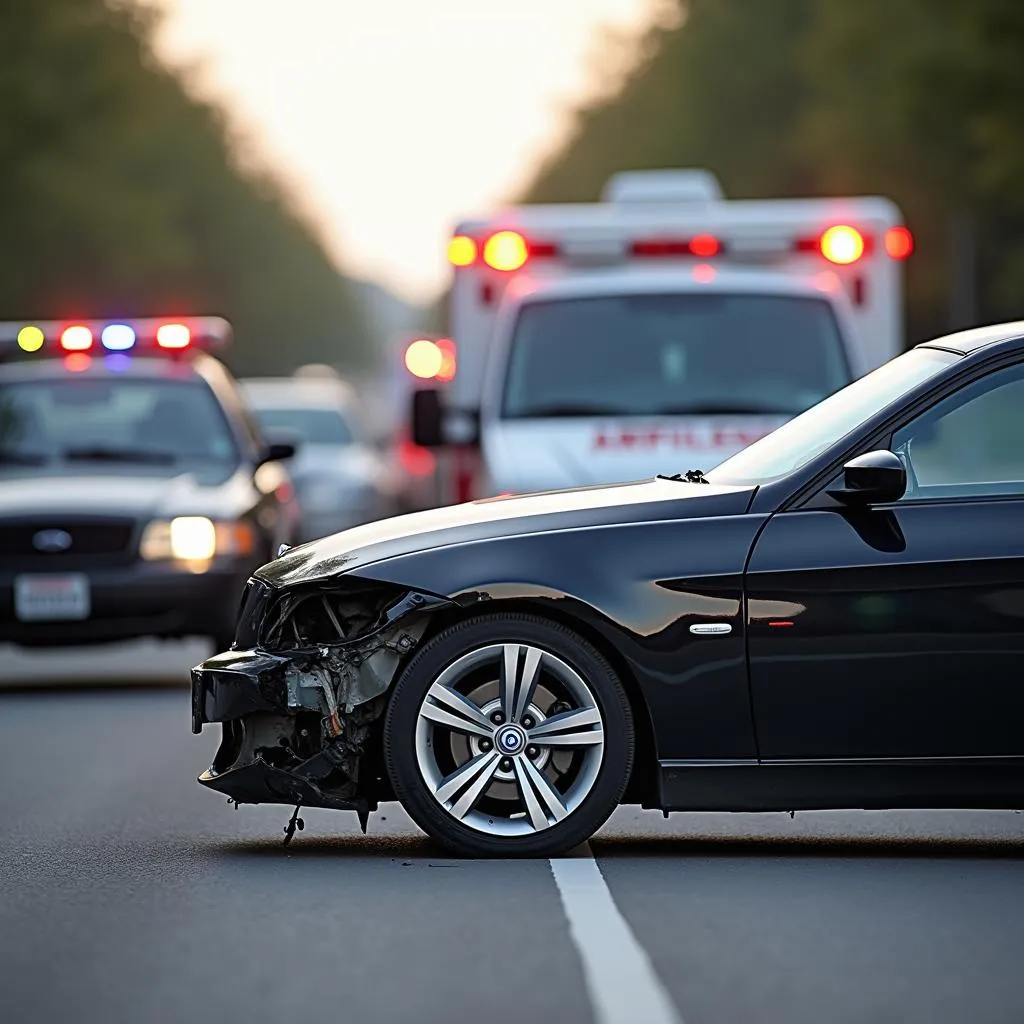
[0,463,250,520]
[256,475,754,587]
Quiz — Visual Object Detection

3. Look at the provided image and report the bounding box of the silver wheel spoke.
[518,755,567,826]
[500,643,543,724]
[448,752,501,819]
[513,757,548,831]
[420,700,492,738]
[527,706,603,746]
[435,749,499,805]
[425,682,494,731]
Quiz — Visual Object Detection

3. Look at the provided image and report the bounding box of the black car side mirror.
[411,388,444,448]
[828,450,907,505]
[411,389,480,448]
[257,429,300,466]
[263,441,296,462]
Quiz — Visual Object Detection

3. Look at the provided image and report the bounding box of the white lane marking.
[550,846,683,1024]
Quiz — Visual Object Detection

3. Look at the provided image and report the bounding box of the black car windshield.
[502,293,851,419]
[0,378,239,466]
[708,347,960,485]
[253,407,354,445]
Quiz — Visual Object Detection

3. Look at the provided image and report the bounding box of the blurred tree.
[0,0,374,375]
[520,0,1024,346]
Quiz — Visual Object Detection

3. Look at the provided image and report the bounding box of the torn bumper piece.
[198,757,361,811]
[191,588,452,813]
[192,649,289,735]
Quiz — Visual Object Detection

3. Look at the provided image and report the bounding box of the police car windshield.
[501,293,850,419]
[0,378,239,467]
[252,406,354,446]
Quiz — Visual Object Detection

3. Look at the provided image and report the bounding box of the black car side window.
[892,362,1024,501]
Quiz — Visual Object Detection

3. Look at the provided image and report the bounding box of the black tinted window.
[502,293,850,419]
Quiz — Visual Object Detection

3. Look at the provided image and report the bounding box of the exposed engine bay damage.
[192,580,453,825]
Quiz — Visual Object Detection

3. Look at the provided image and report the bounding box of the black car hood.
[257,477,755,587]
[0,463,247,520]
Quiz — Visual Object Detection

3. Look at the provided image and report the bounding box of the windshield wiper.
[63,446,177,465]
[0,448,49,465]
[658,468,710,485]
[652,402,800,416]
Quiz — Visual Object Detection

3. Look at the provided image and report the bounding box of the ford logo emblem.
[33,529,73,553]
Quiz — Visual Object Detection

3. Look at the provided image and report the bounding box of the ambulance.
[412,169,913,500]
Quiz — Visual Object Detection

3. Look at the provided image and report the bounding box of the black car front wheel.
[384,613,634,857]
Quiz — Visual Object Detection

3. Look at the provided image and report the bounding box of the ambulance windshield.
[501,293,850,419]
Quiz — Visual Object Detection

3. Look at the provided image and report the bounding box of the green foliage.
[523,0,1024,344]
[0,0,373,375]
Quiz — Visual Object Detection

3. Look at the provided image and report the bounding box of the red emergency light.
[60,325,94,351]
[631,235,723,258]
[436,338,457,382]
[156,323,191,349]
[884,226,914,260]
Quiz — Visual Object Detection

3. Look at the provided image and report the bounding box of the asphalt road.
[2,643,1023,1024]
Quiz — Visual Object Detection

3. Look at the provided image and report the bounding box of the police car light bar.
[0,317,232,356]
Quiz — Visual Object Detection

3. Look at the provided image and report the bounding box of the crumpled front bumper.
[191,587,452,813]
[191,648,358,808]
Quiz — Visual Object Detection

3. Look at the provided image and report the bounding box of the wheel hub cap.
[495,725,526,755]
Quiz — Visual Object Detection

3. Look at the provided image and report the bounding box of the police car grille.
[0,519,136,558]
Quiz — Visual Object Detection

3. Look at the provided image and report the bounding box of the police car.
[0,318,301,651]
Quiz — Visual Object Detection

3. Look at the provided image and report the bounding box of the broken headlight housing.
[257,577,411,652]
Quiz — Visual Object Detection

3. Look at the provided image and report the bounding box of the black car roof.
[917,320,1024,355]
[0,353,219,384]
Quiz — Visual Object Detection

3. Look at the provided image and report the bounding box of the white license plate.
[14,574,91,622]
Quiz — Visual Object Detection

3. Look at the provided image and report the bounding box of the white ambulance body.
[432,170,912,498]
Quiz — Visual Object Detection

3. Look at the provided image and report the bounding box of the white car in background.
[241,376,398,542]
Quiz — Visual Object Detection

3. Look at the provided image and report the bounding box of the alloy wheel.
[413,642,605,836]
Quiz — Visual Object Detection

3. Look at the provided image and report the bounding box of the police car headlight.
[141,517,256,562]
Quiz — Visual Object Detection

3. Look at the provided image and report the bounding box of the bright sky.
[153,0,663,307]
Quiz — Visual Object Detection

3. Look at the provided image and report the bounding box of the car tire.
[384,613,634,857]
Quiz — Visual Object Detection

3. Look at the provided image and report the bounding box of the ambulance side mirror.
[411,388,479,448]
[411,388,445,448]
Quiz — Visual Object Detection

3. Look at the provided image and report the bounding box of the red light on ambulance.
[884,226,913,260]
[156,323,191,349]
[60,325,93,351]
[689,234,720,257]
[632,236,722,258]
[819,225,864,265]
[435,338,456,382]
[448,235,477,267]
[483,231,528,272]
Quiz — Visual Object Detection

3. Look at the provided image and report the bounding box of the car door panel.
[746,500,1024,760]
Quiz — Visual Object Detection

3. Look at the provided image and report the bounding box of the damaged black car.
[193,325,1024,856]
